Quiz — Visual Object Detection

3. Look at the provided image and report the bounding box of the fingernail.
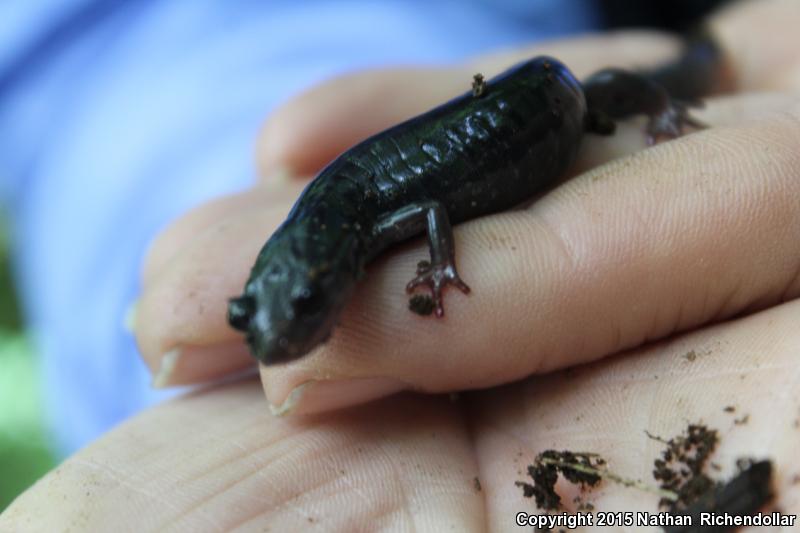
[268,381,312,416]
[122,300,138,333]
[151,348,181,388]
[267,377,406,416]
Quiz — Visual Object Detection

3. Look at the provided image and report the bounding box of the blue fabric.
[0,0,598,456]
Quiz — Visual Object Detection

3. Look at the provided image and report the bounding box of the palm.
[6,303,797,530]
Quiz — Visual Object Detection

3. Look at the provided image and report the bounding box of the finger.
[135,202,288,382]
[474,0,800,94]
[473,297,800,525]
[257,0,800,182]
[711,0,800,92]
[256,31,684,179]
[256,67,469,180]
[257,94,800,413]
[468,30,681,79]
[136,92,800,398]
[575,90,799,173]
[0,385,485,531]
[140,180,306,289]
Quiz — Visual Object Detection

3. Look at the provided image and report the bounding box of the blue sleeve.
[0,0,598,455]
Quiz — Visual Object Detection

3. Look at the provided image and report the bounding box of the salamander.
[228,33,725,364]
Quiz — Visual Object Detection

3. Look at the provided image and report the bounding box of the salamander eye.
[228,295,255,331]
[292,286,325,316]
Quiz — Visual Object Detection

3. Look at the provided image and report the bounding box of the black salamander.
[228,34,725,364]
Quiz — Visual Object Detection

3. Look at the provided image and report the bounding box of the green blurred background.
[0,212,57,511]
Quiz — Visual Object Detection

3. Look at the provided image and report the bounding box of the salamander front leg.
[373,201,470,317]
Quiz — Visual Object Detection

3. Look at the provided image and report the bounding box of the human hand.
[135,0,799,417]
[3,299,799,530]
[4,0,800,529]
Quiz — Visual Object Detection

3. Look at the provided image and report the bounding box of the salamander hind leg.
[644,99,706,145]
[373,201,470,318]
[583,68,707,145]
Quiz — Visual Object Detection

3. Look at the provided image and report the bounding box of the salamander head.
[227,228,359,365]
